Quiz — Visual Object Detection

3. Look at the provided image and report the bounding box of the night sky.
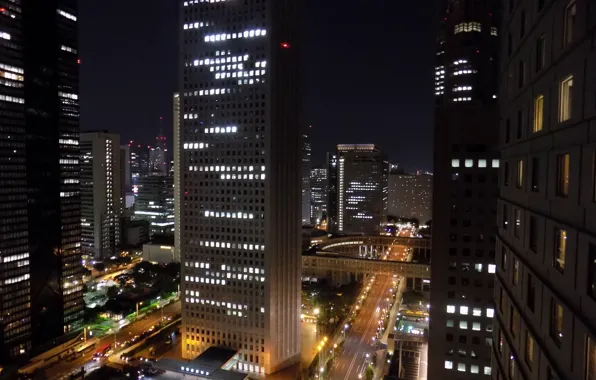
[79,1,436,172]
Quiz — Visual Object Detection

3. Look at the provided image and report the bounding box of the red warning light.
[77,58,81,64]
[280,42,290,49]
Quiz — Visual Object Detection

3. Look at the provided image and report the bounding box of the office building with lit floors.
[493,1,596,379]
[428,0,500,378]
[80,132,122,260]
[0,0,84,363]
[178,0,302,376]
[336,144,388,235]
[133,175,174,237]
[310,166,327,225]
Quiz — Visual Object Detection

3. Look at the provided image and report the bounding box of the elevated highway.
[311,235,430,256]
[302,254,430,278]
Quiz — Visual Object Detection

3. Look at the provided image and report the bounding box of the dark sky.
[79,1,436,172]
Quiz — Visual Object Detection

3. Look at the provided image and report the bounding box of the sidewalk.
[380,278,407,345]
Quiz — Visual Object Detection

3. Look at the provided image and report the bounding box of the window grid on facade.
[556,153,570,197]
[533,95,544,132]
[559,75,573,122]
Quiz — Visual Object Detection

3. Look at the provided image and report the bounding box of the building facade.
[151,125,168,176]
[494,1,596,380]
[428,0,501,378]
[388,172,433,224]
[133,176,174,237]
[80,132,122,260]
[123,141,151,184]
[0,0,84,361]
[178,0,302,374]
[310,166,327,225]
[301,133,311,225]
[173,93,182,274]
[326,152,338,234]
[337,144,388,235]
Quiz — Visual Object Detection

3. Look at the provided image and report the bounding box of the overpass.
[301,253,431,291]
[302,254,430,278]
[311,235,431,256]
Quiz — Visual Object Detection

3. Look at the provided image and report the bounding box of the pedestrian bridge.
[301,253,430,278]
[311,235,431,255]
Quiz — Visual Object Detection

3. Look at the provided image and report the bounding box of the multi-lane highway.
[44,300,181,380]
[329,275,396,380]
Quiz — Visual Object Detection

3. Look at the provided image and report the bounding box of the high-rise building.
[133,176,174,237]
[179,0,302,374]
[310,166,328,225]
[326,152,338,234]
[301,133,311,225]
[337,144,388,235]
[388,172,433,224]
[494,1,596,379]
[80,132,122,260]
[0,0,84,361]
[173,93,181,271]
[428,1,500,378]
[123,141,152,184]
[151,122,168,176]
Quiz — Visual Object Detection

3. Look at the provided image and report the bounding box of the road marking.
[343,350,360,380]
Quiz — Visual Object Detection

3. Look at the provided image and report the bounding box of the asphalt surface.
[329,275,395,380]
[45,300,181,380]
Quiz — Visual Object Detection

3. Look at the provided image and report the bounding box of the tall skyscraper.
[0,0,83,361]
[494,1,596,379]
[326,152,338,234]
[173,93,181,272]
[337,144,388,235]
[124,141,152,183]
[133,176,174,237]
[429,1,500,378]
[388,172,433,224]
[310,166,328,225]
[151,122,168,176]
[179,0,302,374]
[80,132,122,260]
[301,133,311,225]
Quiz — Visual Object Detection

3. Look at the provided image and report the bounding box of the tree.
[93,262,106,272]
[365,365,374,380]
[106,286,119,299]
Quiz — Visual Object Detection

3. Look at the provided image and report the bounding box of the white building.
[142,243,176,264]
[80,131,122,259]
[179,0,302,375]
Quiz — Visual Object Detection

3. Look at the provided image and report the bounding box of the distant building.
[80,132,122,260]
[310,166,327,224]
[301,133,311,225]
[142,235,177,264]
[133,176,174,236]
[172,93,182,273]
[337,144,388,235]
[122,142,151,184]
[326,152,338,234]
[121,218,150,247]
[388,173,433,224]
[151,123,168,176]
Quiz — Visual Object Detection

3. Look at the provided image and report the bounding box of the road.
[329,275,395,380]
[45,300,181,380]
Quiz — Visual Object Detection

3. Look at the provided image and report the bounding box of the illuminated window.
[525,331,535,365]
[478,159,487,168]
[484,367,492,375]
[516,160,524,188]
[564,1,576,46]
[459,321,468,329]
[554,228,567,272]
[533,95,544,132]
[490,27,497,36]
[445,360,453,369]
[514,209,522,238]
[550,300,564,346]
[486,308,494,318]
[513,258,520,285]
[465,159,473,168]
[492,159,500,168]
[454,22,482,34]
[460,306,469,315]
[451,159,460,168]
[447,305,455,314]
[510,306,519,336]
[472,322,481,331]
[559,75,573,122]
[556,153,570,197]
[536,35,546,71]
[488,264,496,274]
[458,363,466,372]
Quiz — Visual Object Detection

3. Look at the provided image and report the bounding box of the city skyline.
[77,0,436,172]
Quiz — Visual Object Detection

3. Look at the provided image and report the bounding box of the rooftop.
[154,347,246,380]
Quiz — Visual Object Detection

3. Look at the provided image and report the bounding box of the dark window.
[510,306,518,336]
[505,118,511,142]
[507,33,513,56]
[448,277,456,285]
[517,109,523,138]
[538,0,545,11]
[588,243,596,300]
[449,248,457,256]
[504,162,510,186]
[550,300,563,347]
[529,216,538,252]
[514,209,522,237]
[520,10,526,37]
[459,335,467,344]
[446,333,454,342]
[531,157,540,192]
[527,274,535,312]
[554,228,567,272]
[536,34,546,71]
[502,204,509,229]
[556,153,570,197]
[518,61,525,88]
